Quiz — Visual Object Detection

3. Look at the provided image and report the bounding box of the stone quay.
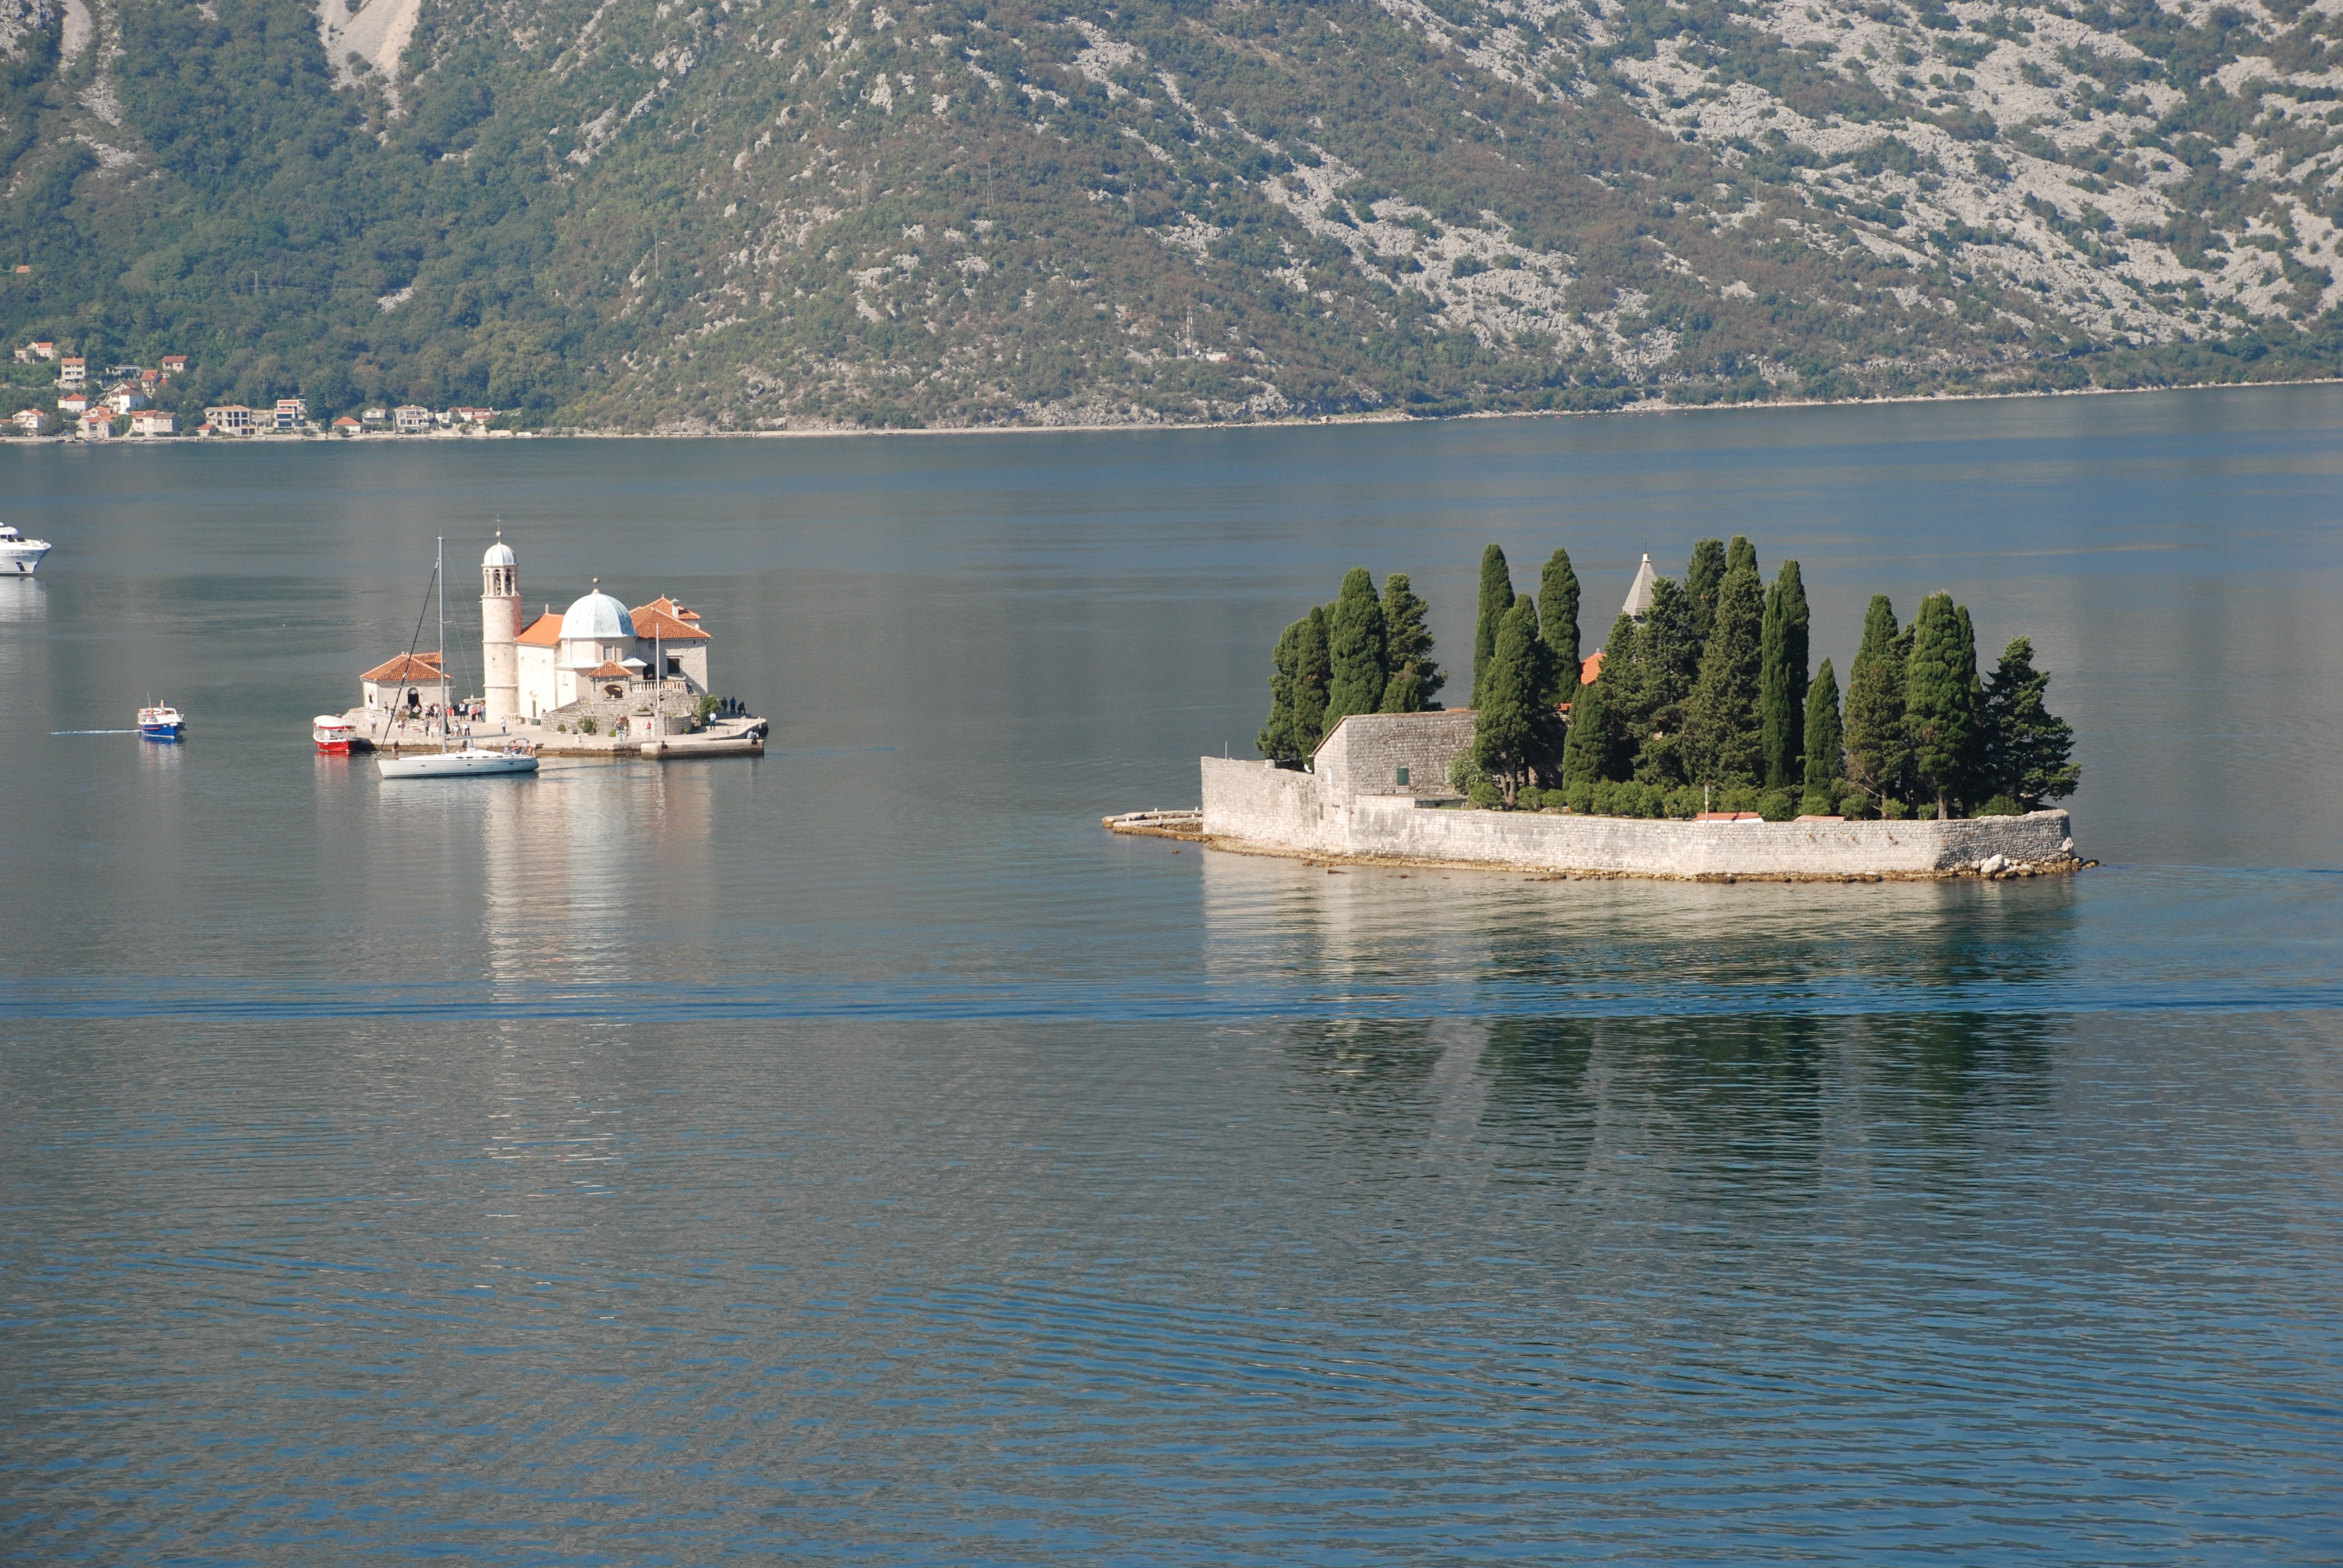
[1132,712,2083,883]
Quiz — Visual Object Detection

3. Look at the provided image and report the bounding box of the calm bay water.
[3,389,2342,1562]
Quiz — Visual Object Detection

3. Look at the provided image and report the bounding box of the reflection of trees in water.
[1283,1018,1445,1125]
[1895,880,2083,998]
[1477,1017,1598,1181]
[1866,1008,2059,1145]
[1459,878,2085,1021]
[1202,851,2086,1028]
[1604,1015,1828,1201]
[1278,1005,2063,1205]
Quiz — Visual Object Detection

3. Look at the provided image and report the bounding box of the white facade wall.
[517,644,558,720]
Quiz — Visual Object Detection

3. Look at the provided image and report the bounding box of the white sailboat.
[379,537,539,780]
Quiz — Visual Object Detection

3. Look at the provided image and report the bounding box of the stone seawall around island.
[1193,713,2079,881]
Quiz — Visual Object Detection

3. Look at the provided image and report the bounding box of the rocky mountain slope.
[0,0,2337,428]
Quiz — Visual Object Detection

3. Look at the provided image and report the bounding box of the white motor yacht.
[0,522,51,575]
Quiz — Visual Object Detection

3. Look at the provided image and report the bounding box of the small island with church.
[330,536,767,760]
[1115,537,2086,882]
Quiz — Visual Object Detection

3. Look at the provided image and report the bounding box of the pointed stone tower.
[481,532,521,723]
[1621,553,1657,621]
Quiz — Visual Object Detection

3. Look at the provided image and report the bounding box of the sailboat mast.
[437,536,448,754]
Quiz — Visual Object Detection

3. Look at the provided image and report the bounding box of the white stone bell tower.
[482,532,522,723]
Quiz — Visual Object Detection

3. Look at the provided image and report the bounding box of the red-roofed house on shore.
[360,651,445,713]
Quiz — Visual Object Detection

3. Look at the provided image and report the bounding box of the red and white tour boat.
[313,714,355,754]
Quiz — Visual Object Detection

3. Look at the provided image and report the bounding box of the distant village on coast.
[2,339,520,442]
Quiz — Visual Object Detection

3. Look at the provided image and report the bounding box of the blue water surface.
[2,389,2341,1563]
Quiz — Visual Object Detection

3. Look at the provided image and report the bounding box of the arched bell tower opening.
[480,531,523,724]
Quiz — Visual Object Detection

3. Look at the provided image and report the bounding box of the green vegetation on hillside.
[1,0,2338,429]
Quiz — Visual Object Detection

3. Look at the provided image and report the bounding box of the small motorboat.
[313,714,355,754]
[379,746,538,779]
[0,521,51,575]
[138,704,186,742]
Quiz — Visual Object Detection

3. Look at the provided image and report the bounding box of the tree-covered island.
[1260,541,2078,823]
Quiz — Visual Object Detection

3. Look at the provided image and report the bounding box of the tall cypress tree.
[1564,612,1636,784]
[1981,636,2080,808]
[1800,658,1844,814]
[1258,615,1309,764]
[1906,592,1979,819]
[1471,544,1513,708]
[1623,578,1702,785]
[1293,606,1331,760]
[1472,595,1558,803]
[1378,572,1444,712]
[1255,606,1334,765]
[1323,567,1388,730]
[1725,535,1757,579]
[1537,547,1581,701]
[1843,595,1910,808]
[1685,560,1765,785]
[1953,605,1985,805]
[1759,560,1811,789]
[1683,538,1726,646]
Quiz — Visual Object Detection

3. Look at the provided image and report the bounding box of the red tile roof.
[1581,649,1605,685]
[586,660,635,678]
[629,595,710,639]
[361,652,444,683]
[516,612,562,647]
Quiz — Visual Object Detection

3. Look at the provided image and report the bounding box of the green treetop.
[1537,547,1582,701]
[1760,559,1811,789]
[1472,544,1514,708]
[1686,559,1765,785]
[1563,613,1635,784]
[1954,604,1985,801]
[1982,637,2080,808]
[1683,538,1726,647]
[1473,595,1560,803]
[1619,576,1701,785]
[1843,594,1910,808]
[1257,605,1330,765]
[1725,535,1757,578]
[1906,592,1982,818]
[1323,567,1388,730]
[1800,657,1844,815]
[1378,572,1444,713]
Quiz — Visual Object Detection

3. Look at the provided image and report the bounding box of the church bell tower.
[482,532,522,723]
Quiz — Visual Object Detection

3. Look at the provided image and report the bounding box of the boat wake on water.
[51,729,142,736]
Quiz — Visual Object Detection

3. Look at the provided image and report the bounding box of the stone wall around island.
[1199,754,2075,878]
